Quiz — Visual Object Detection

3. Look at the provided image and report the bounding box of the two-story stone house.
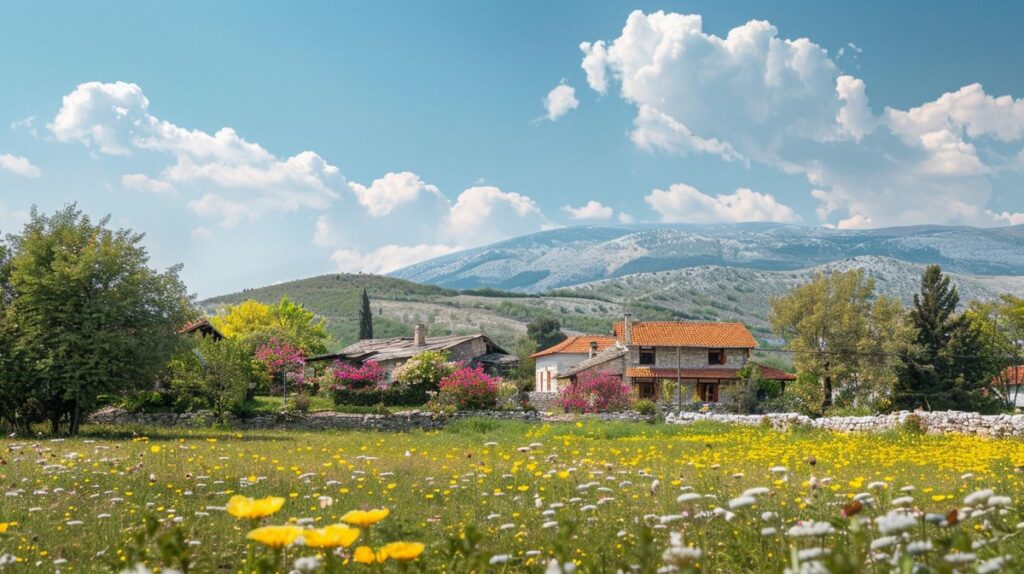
[555,315,794,404]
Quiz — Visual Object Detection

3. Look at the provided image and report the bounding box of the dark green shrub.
[634,399,657,416]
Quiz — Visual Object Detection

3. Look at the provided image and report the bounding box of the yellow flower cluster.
[231,496,423,565]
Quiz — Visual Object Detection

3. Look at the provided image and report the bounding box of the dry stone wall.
[87,407,1024,437]
[666,410,1024,437]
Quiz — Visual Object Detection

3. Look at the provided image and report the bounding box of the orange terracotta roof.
[613,321,757,348]
[626,365,795,381]
[995,366,1024,386]
[531,335,619,358]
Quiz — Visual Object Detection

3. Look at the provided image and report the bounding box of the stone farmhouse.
[308,323,517,380]
[531,335,619,393]
[536,314,794,405]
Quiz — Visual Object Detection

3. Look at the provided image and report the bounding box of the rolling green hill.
[199,274,680,351]
[200,257,1024,355]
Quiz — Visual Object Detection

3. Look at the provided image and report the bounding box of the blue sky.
[2,1,1024,297]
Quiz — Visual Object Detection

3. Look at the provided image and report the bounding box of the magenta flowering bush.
[438,365,500,410]
[558,371,633,413]
[328,360,387,390]
[254,338,306,395]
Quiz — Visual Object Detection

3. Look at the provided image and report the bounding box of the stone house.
[307,324,517,380]
[556,315,794,405]
[531,335,619,393]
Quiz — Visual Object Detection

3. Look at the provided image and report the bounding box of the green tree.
[526,317,566,352]
[167,336,256,417]
[770,269,911,412]
[4,205,192,434]
[358,288,373,340]
[211,296,328,354]
[963,296,1024,410]
[511,336,539,390]
[894,265,997,412]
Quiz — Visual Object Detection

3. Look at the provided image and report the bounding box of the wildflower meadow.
[2,419,1024,573]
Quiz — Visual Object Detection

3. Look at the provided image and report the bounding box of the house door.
[637,381,658,400]
[697,382,719,403]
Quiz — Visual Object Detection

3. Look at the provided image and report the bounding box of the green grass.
[2,419,1023,572]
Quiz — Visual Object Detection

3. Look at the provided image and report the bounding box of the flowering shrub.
[558,371,633,413]
[254,338,306,395]
[391,350,455,389]
[328,360,387,391]
[438,365,500,410]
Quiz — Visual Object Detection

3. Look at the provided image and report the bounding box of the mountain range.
[201,224,1024,352]
[391,223,1024,292]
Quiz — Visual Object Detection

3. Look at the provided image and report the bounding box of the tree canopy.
[526,317,567,352]
[1,205,192,434]
[894,265,999,412]
[211,296,328,354]
[769,269,913,413]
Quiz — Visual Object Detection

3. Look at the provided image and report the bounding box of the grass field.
[1,419,1023,573]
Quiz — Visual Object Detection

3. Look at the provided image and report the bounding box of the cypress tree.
[358,288,374,340]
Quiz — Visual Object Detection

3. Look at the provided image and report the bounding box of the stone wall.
[666,410,1024,437]
[527,392,559,411]
[87,407,1024,437]
[87,407,652,432]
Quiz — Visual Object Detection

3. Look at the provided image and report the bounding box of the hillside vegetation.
[202,256,1024,353]
[199,274,680,351]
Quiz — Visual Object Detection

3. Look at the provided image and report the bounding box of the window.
[637,381,658,400]
[639,346,656,365]
[698,382,719,402]
[708,349,725,365]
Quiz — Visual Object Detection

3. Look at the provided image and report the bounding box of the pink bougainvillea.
[255,338,307,395]
[558,371,633,413]
[328,360,387,391]
[438,365,500,410]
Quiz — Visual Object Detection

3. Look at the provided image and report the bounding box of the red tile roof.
[995,366,1024,386]
[626,364,795,381]
[531,335,619,358]
[614,321,757,349]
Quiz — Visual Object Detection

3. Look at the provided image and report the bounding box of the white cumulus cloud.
[50,81,343,226]
[348,171,444,217]
[580,10,1024,228]
[544,82,580,121]
[562,200,614,220]
[0,154,41,178]
[645,183,800,224]
[330,244,458,274]
[122,173,177,195]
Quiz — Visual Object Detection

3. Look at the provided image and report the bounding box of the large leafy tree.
[211,296,328,354]
[358,288,373,340]
[770,269,912,413]
[894,265,997,412]
[4,205,192,434]
[526,317,566,352]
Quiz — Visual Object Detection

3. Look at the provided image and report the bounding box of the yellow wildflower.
[302,524,360,548]
[227,495,285,519]
[246,525,303,548]
[0,523,8,534]
[341,508,390,527]
[353,545,379,564]
[380,541,425,561]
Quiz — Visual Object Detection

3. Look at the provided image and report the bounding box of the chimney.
[589,341,598,359]
[414,323,427,347]
[623,313,632,345]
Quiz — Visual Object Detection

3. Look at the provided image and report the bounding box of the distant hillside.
[559,256,1024,340]
[200,257,1024,353]
[391,223,1024,293]
[199,274,683,351]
